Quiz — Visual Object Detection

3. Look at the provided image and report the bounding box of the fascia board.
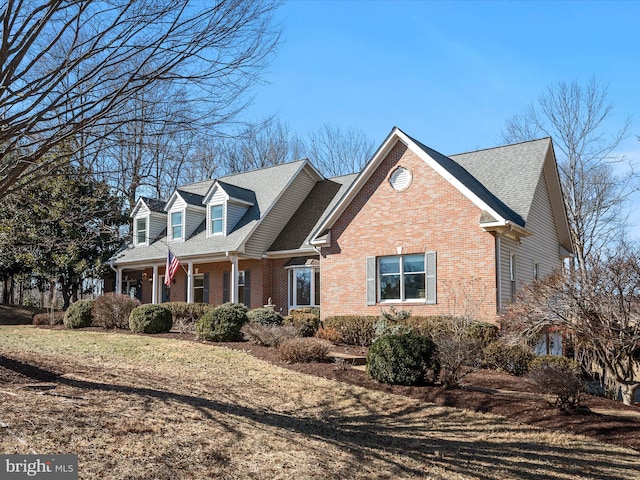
[310,127,509,244]
[309,127,402,243]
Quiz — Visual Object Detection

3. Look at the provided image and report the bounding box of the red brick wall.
[321,141,498,322]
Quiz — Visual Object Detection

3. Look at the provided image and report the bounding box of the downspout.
[109,262,120,295]
[495,235,502,314]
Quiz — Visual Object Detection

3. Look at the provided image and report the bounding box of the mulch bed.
[2,327,639,452]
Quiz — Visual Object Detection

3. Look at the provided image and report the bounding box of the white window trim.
[134,215,149,246]
[193,273,204,303]
[169,209,185,241]
[287,266,320,309]
[377,254,426,303]
[209,203,225,236]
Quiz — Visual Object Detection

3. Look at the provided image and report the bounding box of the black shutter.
[222,271,229,303]
[203,273,210,304]
[243,270,251,307]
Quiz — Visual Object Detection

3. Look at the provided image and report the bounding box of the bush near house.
[163,302,216,333]
[196,302,248,342]
[63,299,95,329]
[285,308,320,337]
[366,333,438,386]
[247,307,284,326]
[277,337,333,363]
[484,342,535,376]
[241,323,298,347]
[92,293,141,329]
[315,326,343,344]
[129,304,173,334]
[323,315,378,346]
[528,355,585,410]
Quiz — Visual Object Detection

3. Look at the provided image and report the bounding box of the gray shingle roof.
[407,133,527,227]
[112,160,309,264]
[216,180,257,205]
[140,197,166,213]
[449,137,551,226]
[269,173,357,251]
[176,189,205,207]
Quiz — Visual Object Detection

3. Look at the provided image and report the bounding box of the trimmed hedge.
[241,323,299,347]
[247,307,284,326]
[195,302,248,342]
[323,315,378,346]
[63,299,95,329]
[129,304,173,334]
[366,333,438,386]
[163,302,215,324]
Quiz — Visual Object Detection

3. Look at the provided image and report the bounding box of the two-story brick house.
[108,127,573,322]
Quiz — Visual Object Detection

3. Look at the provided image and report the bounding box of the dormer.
[131,197,167,246]
[164,189,206,242]
[203,181,256,237]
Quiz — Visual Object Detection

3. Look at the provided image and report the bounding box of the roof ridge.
[449,137,551,157]
[219,159,308,181]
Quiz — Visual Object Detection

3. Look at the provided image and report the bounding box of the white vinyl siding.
[206,185,249,236]
[149,213,167,240]
[244,167,317,257]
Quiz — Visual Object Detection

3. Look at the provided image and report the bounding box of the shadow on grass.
[2,354,639,479]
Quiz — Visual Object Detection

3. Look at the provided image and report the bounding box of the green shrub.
[129,304,173,334]
[163,302,215,333]
[63,299,95,329]
[92,293,141,329]
[285,313,320,337]
[241,323,298,347]
[528,355,584,410]
[33,311,65,326]
[195,302,248,342]
[366,333,438,386]
[247,307,284,326]
[323,315,377,346]
[484,342,535,376]
[277,337,332,363]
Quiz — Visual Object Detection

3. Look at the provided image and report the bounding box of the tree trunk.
[620,384,638,406]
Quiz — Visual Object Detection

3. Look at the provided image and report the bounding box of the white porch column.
[229,255,239,303]
[152,265,159,304]
[187,262,194,303]
[115,267,123,295]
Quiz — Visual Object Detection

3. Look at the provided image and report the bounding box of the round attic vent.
[389,166,412,192]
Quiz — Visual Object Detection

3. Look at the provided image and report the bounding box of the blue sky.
[242,0,640,235]
[244,1,636,152]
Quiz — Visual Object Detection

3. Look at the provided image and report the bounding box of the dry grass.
[0,326,639,479]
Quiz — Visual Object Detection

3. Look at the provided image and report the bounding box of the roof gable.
[164,189,205,212]
[131,197,166,218]
[203,180,257,206]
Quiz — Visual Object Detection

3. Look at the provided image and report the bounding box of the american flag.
[165,249,180,286]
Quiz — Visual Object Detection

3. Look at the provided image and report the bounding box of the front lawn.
[1,326,639,479]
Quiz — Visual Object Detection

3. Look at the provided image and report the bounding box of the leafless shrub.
[277,338,333,363]
[241,323,299,347]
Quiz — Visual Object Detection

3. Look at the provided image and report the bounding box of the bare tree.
[504,244,640,405]
[502,77,633,273]
[0,0,281,197]
[303,124,375,177]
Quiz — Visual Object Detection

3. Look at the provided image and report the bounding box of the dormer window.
[136,218,147,245]
[210,205,224,235]
[171,211,183,240]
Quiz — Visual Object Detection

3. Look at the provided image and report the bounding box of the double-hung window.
[368,252,436,305]
[136,218,147,245]
[171,211,183,240]
[210,205,224,235]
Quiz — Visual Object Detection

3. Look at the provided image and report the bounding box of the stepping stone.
[328,351,367,366]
